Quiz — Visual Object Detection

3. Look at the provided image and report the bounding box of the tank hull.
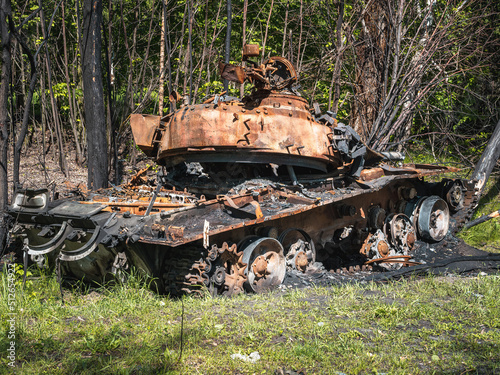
[7,166,478,296]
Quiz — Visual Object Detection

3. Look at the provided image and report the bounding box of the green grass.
[1,267,499,374]
[459,176,500,253]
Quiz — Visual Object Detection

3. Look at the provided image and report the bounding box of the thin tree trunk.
[159,0,166,115]
[39,0,68,176]
[74,0,84,158]
[166,11,173,111]
[204,1,223,97]
[282,0,288,56]
[240,0,247,97]
[120,0,138,114]
[223,0,232,93]
[17,41,25,127]
[138,4,156,103]
[261,0,274,64]
[330,0,344,113]
[194,0,210,102]
[38,23,49,185]
[174,1,188,90]
[82,0,108,190]
[119,0,132,112]
[296,0,303,72]
[182,40,189,102]
[0,0,12,248]
[129,8,139,111]
[187,0,193,104]
[12,27,37,188]
[299,39,307,74]
[102,1,117,183]
[62,0,82,166]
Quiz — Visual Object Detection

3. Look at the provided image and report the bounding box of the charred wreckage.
[6,46,483,296]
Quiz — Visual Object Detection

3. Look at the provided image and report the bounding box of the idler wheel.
[444,180,465,212]
[417,196,450,242]
[369,206,386,230]
[241,237,286,293]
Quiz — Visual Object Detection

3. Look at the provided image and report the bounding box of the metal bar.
[59,225,101,261]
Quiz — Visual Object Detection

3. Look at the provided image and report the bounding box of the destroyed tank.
[7,46,480,296]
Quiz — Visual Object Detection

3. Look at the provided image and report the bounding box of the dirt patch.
[7,134,150,202]
[8,139,87,201]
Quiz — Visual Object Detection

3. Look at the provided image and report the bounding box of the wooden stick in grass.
[464,209,500,230]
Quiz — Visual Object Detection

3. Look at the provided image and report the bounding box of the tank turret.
[131,46,382,180]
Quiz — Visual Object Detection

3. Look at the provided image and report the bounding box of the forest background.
[0,0,499,210]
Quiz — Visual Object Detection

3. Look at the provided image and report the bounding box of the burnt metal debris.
[6,45,484,296]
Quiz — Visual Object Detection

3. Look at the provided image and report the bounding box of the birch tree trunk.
[223,0,232,93]
[159,0,166,115]
[472,119,500,196]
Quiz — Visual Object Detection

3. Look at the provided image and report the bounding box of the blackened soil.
[280,235,500,290]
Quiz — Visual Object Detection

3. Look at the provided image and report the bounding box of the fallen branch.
[464,209,500,229]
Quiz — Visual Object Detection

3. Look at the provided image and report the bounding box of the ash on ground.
[280,235,500,291]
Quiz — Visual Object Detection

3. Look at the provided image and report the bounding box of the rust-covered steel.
[132,93,344,171]
[7,45,482,296]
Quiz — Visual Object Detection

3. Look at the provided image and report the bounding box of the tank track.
[161,242,248,297]
[162,247,207,296]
